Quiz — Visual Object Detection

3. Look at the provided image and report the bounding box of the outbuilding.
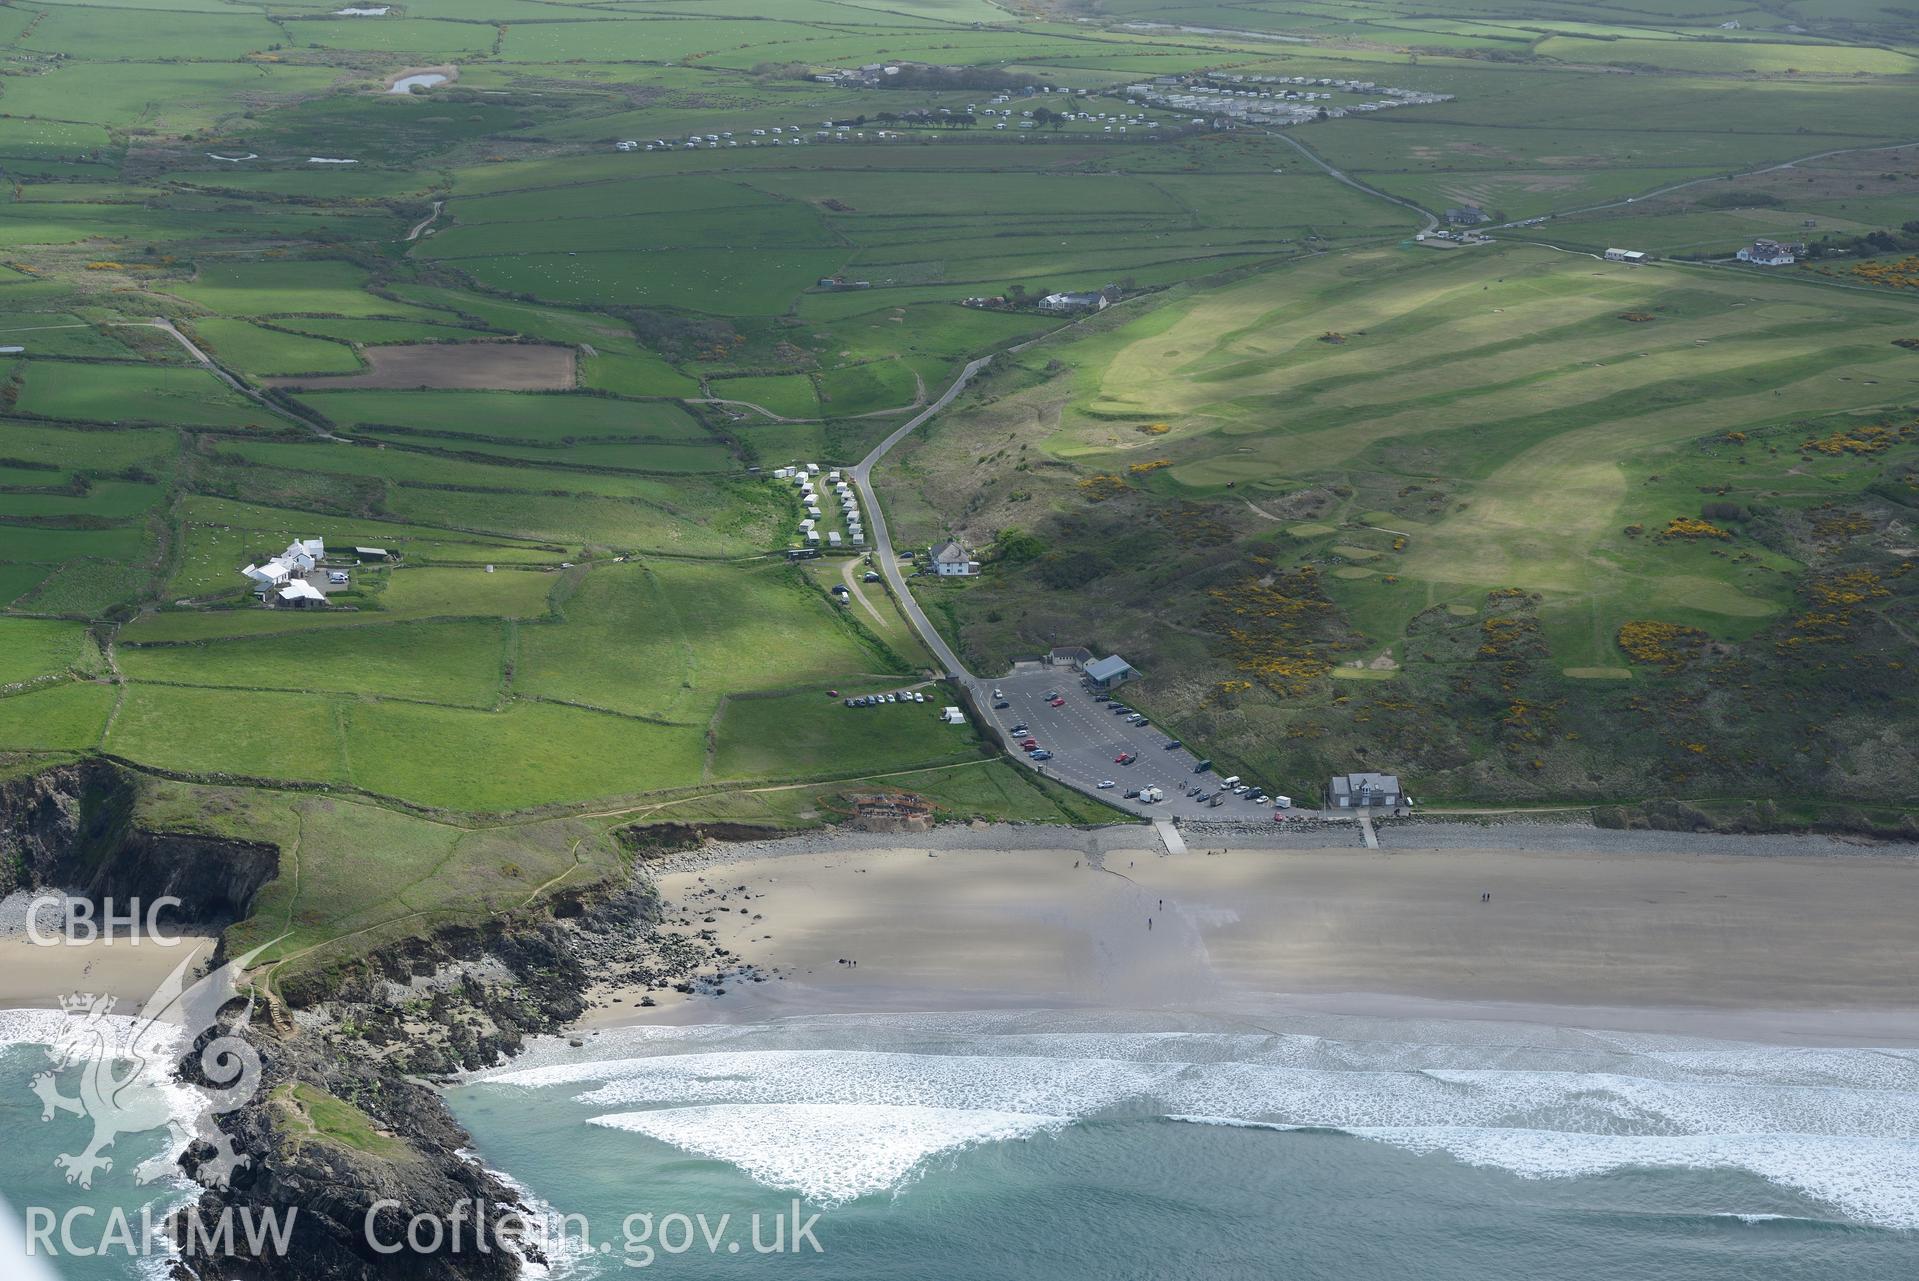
[276,580,325,608]
[1083,655,1137,689]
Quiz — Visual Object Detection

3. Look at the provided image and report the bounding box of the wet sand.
[586,839,1919,1046]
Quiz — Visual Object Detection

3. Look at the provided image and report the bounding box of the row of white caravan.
[775,465,864,547]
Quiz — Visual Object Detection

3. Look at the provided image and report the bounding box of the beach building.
[1046,645,1094,669]
[1326,771,1402,809]
[1083,655,1137,689]
[1604,248,1648,264]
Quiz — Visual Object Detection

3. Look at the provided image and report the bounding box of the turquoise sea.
[8,1007,1919,1279]
[447,1009,1919,1280]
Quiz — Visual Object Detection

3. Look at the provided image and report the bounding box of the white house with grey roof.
[930,540,979,576]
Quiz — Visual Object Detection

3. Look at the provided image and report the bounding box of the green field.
[2,0,1914,974]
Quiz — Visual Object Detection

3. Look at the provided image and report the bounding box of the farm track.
[1266,131,1439,235]
[404,199,445,242]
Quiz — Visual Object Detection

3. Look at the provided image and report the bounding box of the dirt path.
[838,555,890,631]
[404,199,444,242]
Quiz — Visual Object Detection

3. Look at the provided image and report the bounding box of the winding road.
[848,355,992,681]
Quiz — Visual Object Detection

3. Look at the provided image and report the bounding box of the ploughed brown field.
[267,341,576,391]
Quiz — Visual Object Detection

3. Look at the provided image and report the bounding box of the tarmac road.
[848,354,1287,826]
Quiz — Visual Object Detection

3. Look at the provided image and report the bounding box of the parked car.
[1164,740,1182,750]
[844,698,855,708]
[1031,749,1052,760]
[993,689,1004,699]
[1021,738,1039,749]
[1114,752,1131,764]
[1192,759,1213,774]
[1010,724,1028,736]
[1049,698,1065,708]
[994,700,1011,709]
[827,689,840,697]
[1043,690,1059,700]
[1187,786,1205,798]
[1097,780,1116,789]
[1124,788,1141,799]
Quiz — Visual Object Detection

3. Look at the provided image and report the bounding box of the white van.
[1220,775,1241,788]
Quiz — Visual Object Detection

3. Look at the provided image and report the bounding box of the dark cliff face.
[176,1035,528,1281]
[0,760,278,927]
[4,764,699,1281]
[3,761,531,1281]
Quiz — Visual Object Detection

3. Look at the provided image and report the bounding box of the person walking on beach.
[1148,917,1153,930]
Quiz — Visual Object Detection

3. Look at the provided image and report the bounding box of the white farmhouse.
[930,540,979,576]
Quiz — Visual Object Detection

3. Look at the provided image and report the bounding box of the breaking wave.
[468,1012,1919,1226]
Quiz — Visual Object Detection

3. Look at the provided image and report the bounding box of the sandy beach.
[0,893,217,1013]
[587,828,1919,1045]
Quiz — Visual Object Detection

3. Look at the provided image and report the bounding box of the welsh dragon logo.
[30,942,278,1191]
